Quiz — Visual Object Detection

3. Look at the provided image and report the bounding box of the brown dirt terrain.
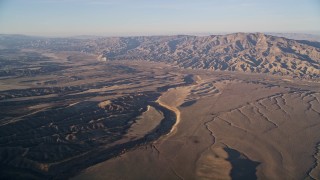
[74,71,320,180]
[0,49,319,179]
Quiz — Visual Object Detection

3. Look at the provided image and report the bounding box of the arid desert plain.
[0,34,320,179]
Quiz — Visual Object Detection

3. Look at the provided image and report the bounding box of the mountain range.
[99,33,320,79]
[1,33,319,79]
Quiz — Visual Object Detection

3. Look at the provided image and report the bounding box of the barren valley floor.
[0,50,319,180]
[75,67,320,180]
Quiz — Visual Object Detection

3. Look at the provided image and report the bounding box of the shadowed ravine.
[224,147,260,180]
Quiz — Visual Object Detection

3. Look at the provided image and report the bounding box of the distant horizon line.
[1,31,320,38]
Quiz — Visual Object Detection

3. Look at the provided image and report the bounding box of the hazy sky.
[0,0,319,36]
